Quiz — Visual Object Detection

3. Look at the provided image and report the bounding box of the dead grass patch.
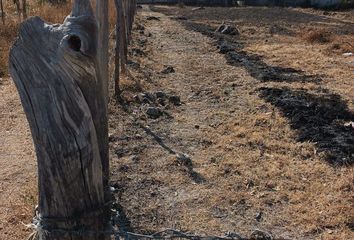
[0,22,18,77]
[302,28,333,44]
[328,39,354,54]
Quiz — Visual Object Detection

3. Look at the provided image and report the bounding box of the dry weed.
[302,28,333,44]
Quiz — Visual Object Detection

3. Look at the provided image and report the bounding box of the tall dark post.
[0,0,5,24]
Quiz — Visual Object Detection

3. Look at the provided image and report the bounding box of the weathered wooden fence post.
[0,0,4,24]
[14,0,21,21]
[114,0,121,96]
[113,0,137,95]
[118,0,128,73]
[9,0,110,239]
[22,0,27,19]
[96,0,110,197]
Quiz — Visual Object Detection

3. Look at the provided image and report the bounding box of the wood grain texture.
[114,0,121,96]
[9,0,110,239]
[95,0,110,202]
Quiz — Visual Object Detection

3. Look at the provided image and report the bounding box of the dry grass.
[302,28,333,44]
[108,6,354,240]
[0,1,71,77]
[0,22,18,77]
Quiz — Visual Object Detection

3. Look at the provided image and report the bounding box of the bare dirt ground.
[0,79,36,239]
[1,4,354,240]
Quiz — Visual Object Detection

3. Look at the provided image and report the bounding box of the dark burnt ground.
[259,87,354,165]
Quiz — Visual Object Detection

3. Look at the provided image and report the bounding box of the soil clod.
[146,106,163,119]
[161,65,175,74]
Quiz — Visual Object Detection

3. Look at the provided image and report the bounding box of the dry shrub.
[31,2,71,23]
[302,28,333,44]
[0,2,71,77]
[0,22,19,77]
[328,42,353,54]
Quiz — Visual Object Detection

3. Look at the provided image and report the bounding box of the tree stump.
[9,0,110,239]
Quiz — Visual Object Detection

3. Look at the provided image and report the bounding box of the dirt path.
[109,6,354,240]
[0,78,36,239]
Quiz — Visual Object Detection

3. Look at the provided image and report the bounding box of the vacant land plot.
[108,5,354,240]
[0,4,353,240]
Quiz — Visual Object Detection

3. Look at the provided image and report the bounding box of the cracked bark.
[9,0,110,239]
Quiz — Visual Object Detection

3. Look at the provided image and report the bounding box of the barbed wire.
[27,227,271,240]
[26,215,274,240]
[25,196,273,240]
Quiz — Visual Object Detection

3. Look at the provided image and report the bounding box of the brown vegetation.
[1,2,354,240]
[110,5,354,240]
[0,1,71,77]
[302,28,333,43]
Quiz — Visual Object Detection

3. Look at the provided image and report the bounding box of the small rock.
[216,23,240,35]
[134,93,153,104]
[132,48,145,56]
[344,121,354,130]
[146,107,162,119]
[250,230,273,240]
[147,16,160,21]
[155,91,167,99]
[143,92,156,102]
[108,134,115,142]
[255,211,263,222]
[169,95,181,106]
[225,232,244,239]
[157,98,166,106]
[343,52,353,57]
[161,65,175,74]
[192,7,204,11]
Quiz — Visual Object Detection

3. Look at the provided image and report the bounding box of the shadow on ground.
[225,50,322,83]
[259,87,354,165]
[182,21,323,83]
[110,99,206,184]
